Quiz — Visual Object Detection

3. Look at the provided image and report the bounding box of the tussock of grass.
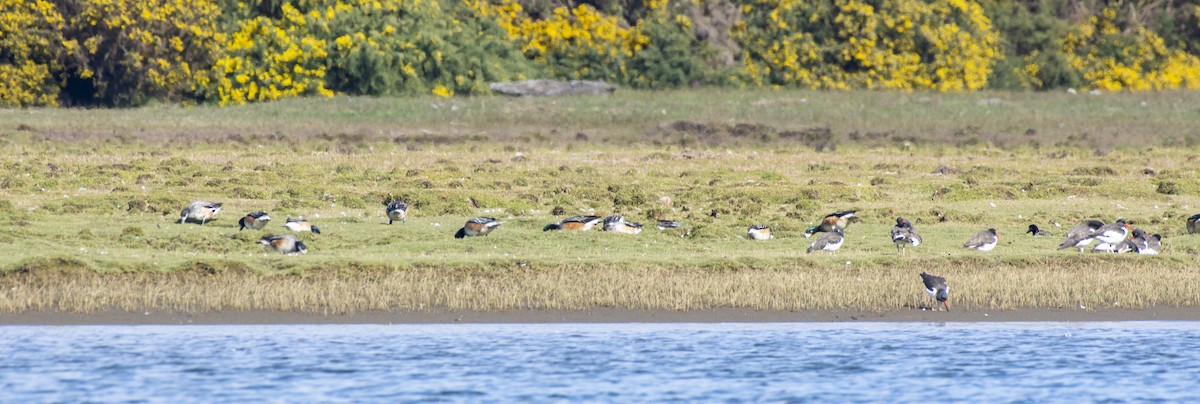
[1,90,1199,313]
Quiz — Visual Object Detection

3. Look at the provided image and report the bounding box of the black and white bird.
[385,201,408,224]
[238,211,271,231]
[258,234,307,255]
[891,217,922,254]
[806,228,844,253]
[919,272,950,311]
[1187,214,1200,234]
[1025,224,1050,236]
[1057,220,1105,252]
[456,217,501,238]
[284,217,321,234]
[1093,219,1130,245]
[963,228,999,251]
[179,201,222,225]
[747,225,773,240]
[1115,229,1147,254]
[804,210,858,238]
[544,215,602,231]
[1092,242,1117,253]
[1142,234,1162,255]
[656,220,683,230]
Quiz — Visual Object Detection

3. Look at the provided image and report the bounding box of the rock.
[489,80,616,97]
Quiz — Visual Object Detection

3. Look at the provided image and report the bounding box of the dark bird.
[179,201,222,225]
[1025,224,1050,237]
[806,228,844,253]
[456,217,501,238]
[385,201,408,224]
[602,215,643,234]
[1093,218,1130,245]
[1114,229,1147,254]
[656,220,683,230]
[544,215,602,231]
[258,234,307,255]
[238,211,271,231]
[804,210,858,238]
[963,228,999,251]
[284,217,321,234]
[1057,220,1105,252]
[1188,214,1200,234]
[920,272,950,311]
[1142,234,1162,255]
[890,217,922,254]
[747,225,773,240]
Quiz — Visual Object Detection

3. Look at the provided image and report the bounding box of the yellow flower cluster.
[0,0,64,106]
[736,0,999,91]
[211,3,334,106]
[1059,4,1200,91]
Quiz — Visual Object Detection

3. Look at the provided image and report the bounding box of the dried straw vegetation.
[1,89,1199,314]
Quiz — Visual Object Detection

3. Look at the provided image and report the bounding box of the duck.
[178,201,222,225]
[806,228,844,253]
[238,211,271,231]
[1057,220,1105,252]
[1092,218,1130,245]
[1142,234,1162,255]
[919,272,950,311]
[890,217,922,254]
[1092,242,1118,253]
[747,225,773,240]
[1188,214,1200,234]
[456,217,501,238]
[1025,224,1051,237]
[258,234,307,255]
[601,215,643,234]
[544,215,602,231]
[284,217,321,234]
[385,201,408,224]
[656,220,683,230]
[804,210,858,238]
[963,228,999,251]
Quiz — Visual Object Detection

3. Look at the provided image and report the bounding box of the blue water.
[2,322,1198,402]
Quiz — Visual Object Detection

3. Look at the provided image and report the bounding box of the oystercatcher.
[1142,234,1162,255]
[258,234,307,255]
[747,225,773,240]
[238,211,271,231]
[1115,229,1147,254]
[1093,219,1130,244]
[919,272,950,311]
[963,228,999,251]
[179,201,222,225]
[891,217,922,254]
[385,201,408,224]
[1025,224,1050,236]
[544,215,602,231]
[806,228,844,253]
[804,210,858,238]
[1057,220,1105,252]
[284,217,321,234]
[456,217,501,238]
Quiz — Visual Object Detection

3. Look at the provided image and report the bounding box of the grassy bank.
[1,89,1199,314]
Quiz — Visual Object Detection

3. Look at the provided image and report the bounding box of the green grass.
[1,88,1199,313]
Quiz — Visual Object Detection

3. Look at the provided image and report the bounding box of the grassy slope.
[1,89,1199,313]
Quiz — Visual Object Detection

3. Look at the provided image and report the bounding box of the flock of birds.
[178,200,1200,312]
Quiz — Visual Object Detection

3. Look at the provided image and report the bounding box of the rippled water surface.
[2,322,1199,401]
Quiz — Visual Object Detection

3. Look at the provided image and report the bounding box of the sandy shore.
[3,307,1199,325]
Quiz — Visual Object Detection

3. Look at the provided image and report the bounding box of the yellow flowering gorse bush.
[0,0,65,106]
[1059,4,1200,91]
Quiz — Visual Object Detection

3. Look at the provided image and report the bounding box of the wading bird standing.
[456,217,501,238]
[238,211,271,231]
[385,201,408,224]
[919,272,950,311]
[1093,219,1130,245]
[179,201,222,225]
[891,217,922,254]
